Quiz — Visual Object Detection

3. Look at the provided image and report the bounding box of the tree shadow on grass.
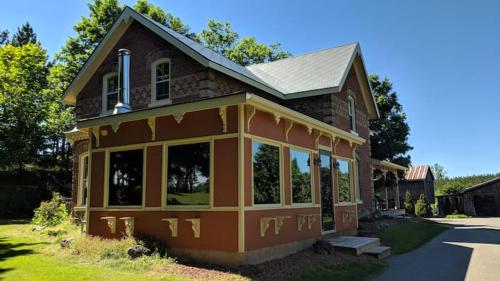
[0,237,48,262]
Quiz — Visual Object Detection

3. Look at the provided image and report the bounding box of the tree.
[134,0,191,36]
[198,20,290,66]
[431,163,447,180]
[11,22,38,47]
[403,190,414,215]
[369,74,412,167]
[0,43,49,170]
[414,193,432,217]
[0,30,8,45]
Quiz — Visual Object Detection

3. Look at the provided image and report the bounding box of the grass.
[0,219,243,281]
[296,260,387,281]
[445,214,470,219]
[167,192,209,205]
[377,219,448,254]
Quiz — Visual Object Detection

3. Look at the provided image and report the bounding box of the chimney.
[113,49,132,114]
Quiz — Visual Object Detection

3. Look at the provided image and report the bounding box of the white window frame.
[77,153,89,206]
[251,138,283,207]
[102,72,118,115]
[348,96,356,133]
[149,58,172,107]
[290,148,314,205]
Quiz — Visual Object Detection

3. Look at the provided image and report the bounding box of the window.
[354,158,362,202]
[291,149,312,204]
[78,154,89,206]
[108,149,144,206]
[253,141,281,205]
[151,58,171,104]
[337,159,352,203]
[102,72,118,113]
[167,142,210,206]
[348,97,356,131]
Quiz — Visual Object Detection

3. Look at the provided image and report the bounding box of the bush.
[403,190,414,215]
[415,194,432,217]
[32,192,68,226]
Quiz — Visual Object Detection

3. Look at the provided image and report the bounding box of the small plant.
[415,194,432,217]
[403,190,414,215]
[32,192,68,227]
[445,214,470,219]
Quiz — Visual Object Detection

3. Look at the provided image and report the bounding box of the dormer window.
[150,58,171,106]
[102,72,118,114]
[348,96,356,132]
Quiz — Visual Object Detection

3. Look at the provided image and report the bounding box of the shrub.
[32,192,68,227]
[403,190,414,215]
[134,233,168,257]
[415,194,432,217]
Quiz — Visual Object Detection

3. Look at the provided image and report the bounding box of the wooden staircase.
[327,236,391,259]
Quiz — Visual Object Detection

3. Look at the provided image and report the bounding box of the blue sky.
[2,0,499,177]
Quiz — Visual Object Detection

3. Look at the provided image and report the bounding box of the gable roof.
[405,165,434,181]
[62,6,379,119]
[461,177,500,194]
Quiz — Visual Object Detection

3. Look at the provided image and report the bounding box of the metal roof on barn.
[405,165,433,181]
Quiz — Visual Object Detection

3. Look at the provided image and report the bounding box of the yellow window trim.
[335,156,354,204]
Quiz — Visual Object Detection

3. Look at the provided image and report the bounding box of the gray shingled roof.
[246,43,358,95]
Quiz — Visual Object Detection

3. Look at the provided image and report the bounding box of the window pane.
[291,149,312,203]
[107,93,118,111]
[253,141,280,204]
[156,63,169,82]
[338,160,351,202]
[80,155,89,206]
[108,75,118,92]
[167,142,210,205]
[156,81,169,100]
[108,149,143,206]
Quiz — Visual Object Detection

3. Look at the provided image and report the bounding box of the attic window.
[102,72,118,113]
[348,96,356,131]
[150,58,171,106]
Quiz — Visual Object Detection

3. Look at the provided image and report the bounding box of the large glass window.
[167,142,210,206]
[253,141,280,205]
[291,149,312,204]
[78,154,89,206]
[108,149,143,206]
[338,159,352,203]
[152,59,170,102]
[103,73,118,112]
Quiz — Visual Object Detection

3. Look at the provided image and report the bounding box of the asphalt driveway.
[372,218,500,281]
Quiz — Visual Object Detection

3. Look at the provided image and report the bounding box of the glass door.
[319,150,335,232]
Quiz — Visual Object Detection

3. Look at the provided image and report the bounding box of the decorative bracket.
[185,218,200,238]
[333,137,341,154]
[351,143,359,158]
[245,105,256,132]
[161,218,178,237]
[92,127,100,147]
[260,217,275,237]
[313,129,322,149]
[285,120,293,142]
[147,117,156,141]
[111,122,121,133]
[273,113,281,125]
[219,106,227,133]
[100,129,108,137]
[101,216,116,234]
[307,126,313,135]
[174,112,184,124]
[119,217,135,236]
[307,214,317,230]
[297,214,307,231]
[275,216,291,234]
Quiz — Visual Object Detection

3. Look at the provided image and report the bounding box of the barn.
[438,177,500,217]
[399,165,435,204]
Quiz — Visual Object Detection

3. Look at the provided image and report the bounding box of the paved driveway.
[372,218,500,281]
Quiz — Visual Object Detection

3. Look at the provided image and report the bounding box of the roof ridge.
[246,42,359,68]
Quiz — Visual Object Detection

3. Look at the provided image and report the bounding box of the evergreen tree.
[11,22,38,47]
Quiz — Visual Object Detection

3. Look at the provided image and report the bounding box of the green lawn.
[296,261,386,281]
[377,219,448,254]
[0,221,187,281]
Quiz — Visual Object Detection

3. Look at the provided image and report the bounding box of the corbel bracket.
[275,216,291,235]
[174,112,185,124]
[147,117,156,141]
[260,217,274,237]
[219,106,228,133]
[161,218,178,237]
[185,218,200,238]
[119,217,135,236]
[101,216,116,234]
[285,120,293,142]
[245,105,256,132]
[92,127,100,147]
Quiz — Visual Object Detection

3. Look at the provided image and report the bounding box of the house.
[437,177,500,217]
[64,7,380,265]
[371,159,408,210]
[400,165,435,205]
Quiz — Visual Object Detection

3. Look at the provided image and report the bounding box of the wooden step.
[363,246,391,259]
[328,236,381,256]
